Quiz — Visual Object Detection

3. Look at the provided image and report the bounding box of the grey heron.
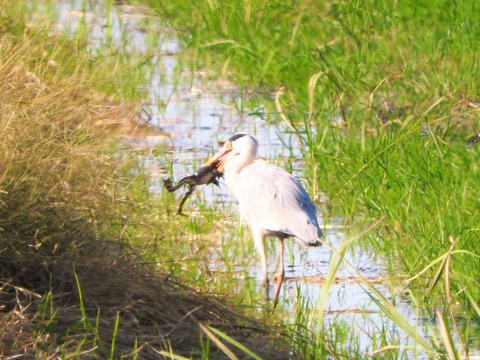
[206,133,322,304]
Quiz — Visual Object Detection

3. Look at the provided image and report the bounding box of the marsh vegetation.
[1,0,479,358]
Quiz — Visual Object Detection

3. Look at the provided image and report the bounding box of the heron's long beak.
[205,146,232,173]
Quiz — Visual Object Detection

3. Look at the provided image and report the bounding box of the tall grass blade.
[74,271,87,326]
[308,71,325,121]
[206,325,263,360]
[427,237,457,297]
[149,348,192,360]
[365,289,434,355]
[465,290,480,318]
[426,248,449,297]
[199,322,239,360]
[110,311,120,359]
[317,233,351,326]
[406,250,480,283]
[436,311,460,360]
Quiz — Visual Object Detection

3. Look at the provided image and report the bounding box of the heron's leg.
[273,238,285,308]
[252,230,269,300]
[273,238,285,282]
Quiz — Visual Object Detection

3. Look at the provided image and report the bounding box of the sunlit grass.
[144,0,480,357]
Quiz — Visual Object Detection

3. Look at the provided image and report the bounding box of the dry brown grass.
[1,241,288,358]
[0,15,289,359]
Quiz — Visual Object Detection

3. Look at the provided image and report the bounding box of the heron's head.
[206,133,258,172]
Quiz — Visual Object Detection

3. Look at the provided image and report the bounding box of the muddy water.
[36,0,439,356]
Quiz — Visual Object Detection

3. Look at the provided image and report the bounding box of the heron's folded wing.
[236,161,321,245]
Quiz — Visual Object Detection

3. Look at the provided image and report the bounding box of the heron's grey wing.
[236,161,322,245]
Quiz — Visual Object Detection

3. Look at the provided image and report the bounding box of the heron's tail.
[295,226,322,247]
[294,236,321,248]
[308,239,321,247]
[311,228,323,246]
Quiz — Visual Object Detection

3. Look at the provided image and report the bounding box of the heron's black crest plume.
[228,133,248,142]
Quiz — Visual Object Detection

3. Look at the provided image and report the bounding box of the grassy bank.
[145,0,480,356]
[0,5,292,359]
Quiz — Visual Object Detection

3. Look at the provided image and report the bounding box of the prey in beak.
[204,142,233,173]
[163,160,223,215]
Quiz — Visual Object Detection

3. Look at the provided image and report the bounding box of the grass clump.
[0,10,291,359]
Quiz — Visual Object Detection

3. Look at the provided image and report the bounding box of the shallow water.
[30,1,479,357]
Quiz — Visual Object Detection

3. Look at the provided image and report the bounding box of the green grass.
[142,0,480,357]
[3,0,480,358]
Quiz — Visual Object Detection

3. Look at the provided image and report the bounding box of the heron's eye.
[225,141,232,149]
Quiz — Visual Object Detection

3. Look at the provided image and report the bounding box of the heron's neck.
[224,151,255,199]
[226,151,255,175]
